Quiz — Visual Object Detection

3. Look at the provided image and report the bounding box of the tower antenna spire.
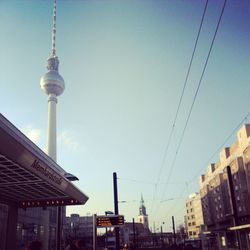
[52,0,57,56]
[46,0,60,71]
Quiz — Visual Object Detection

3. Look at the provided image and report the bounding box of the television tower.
[40,0,65,162]
[40,1,65,249]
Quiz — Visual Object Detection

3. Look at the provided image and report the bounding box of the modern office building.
[185,193,204,238]
[199,124,250,249]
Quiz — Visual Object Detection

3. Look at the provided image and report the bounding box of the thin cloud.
[22,125,42,144]
[58,130,86,152]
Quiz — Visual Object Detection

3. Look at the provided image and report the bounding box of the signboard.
[96,215,124,227]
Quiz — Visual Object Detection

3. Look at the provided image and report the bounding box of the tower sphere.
[40,70,65,96]
[40,56,65,96]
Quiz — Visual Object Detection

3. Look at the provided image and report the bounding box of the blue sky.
[0,0,250,231]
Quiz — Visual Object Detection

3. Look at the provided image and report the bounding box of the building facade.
[199,124,250,250]
[64,214,93,240]
[186,193,204,239]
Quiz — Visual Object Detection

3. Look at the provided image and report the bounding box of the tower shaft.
[47,93,58,161]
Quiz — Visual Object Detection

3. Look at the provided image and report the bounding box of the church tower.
[138,195,149,228]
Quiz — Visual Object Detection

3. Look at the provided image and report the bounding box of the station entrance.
[0,114,89,250]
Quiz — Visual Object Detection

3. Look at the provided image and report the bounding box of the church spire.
[138,194,149,228]
[139,194,147,216]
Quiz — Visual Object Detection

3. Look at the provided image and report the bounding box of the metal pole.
[56,206,62,250]
[172,216,176,246]
[113,172,120,250]
[160,225,163,249]
[105,212,108,247]
[227,166,241,250]
[93,214,97,250]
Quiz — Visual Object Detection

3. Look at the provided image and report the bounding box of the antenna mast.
[52,0,57,56]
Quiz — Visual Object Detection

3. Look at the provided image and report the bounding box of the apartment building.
[186,193,204,238]
[199,124,250,250]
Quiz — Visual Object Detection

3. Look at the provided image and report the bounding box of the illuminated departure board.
[96,215,124,227]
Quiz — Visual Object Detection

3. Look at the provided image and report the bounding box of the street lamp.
[57,172,79,249]
[64,173,79,181]
[160,198,174,203]
[105,211,114,215]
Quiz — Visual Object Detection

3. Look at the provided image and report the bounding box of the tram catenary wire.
[151,0,228,217]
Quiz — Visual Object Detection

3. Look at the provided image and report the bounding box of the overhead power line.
[164,110,250,218]
[159,0,228,202]
[150,0,209,215]
[154,0,209,190]
[190,111,250,184]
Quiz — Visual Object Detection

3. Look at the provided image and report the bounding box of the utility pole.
[93,214,97,250]
[172,216,176,246]
[113,172,120,250]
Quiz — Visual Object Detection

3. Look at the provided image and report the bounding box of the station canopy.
[0,114,88,208]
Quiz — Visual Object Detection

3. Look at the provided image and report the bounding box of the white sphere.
[40,70,65,96]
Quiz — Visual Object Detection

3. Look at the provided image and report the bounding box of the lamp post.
[172,216,176,246]
[113,172,120,250]
[58,173,79,250]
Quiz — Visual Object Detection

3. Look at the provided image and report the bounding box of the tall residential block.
[185,193,204,238]
[199,124,250,249]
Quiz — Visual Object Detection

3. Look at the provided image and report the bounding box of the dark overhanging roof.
[0,114,89,208]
